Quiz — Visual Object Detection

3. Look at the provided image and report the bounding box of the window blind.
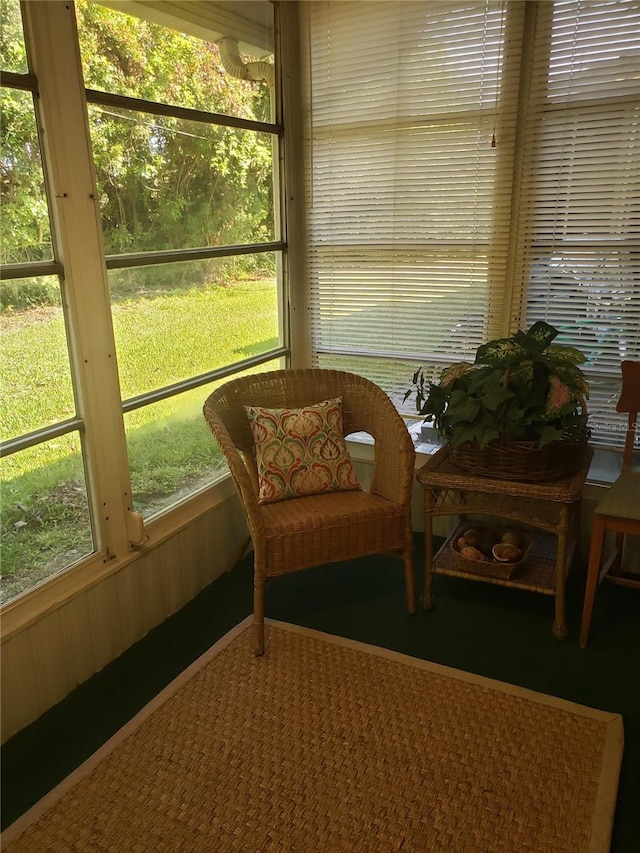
[302,1,525,407]
[302,0,639,447]
[518,0,640,447]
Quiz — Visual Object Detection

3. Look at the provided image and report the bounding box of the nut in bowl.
[492,542,522,563]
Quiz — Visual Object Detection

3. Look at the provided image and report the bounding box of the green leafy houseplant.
[406,321,590,455]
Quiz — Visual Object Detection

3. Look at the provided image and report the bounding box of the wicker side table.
[416,444,594,638]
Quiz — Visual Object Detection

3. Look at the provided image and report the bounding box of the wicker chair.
[203,369,417,655]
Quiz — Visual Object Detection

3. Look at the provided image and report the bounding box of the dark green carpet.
[2,534,639,851]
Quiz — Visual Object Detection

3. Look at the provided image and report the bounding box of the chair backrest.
[203,368,415,511]
[616,360,640,471]
[205,368,408,455]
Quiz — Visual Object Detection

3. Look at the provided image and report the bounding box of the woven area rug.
[2,617,623,853]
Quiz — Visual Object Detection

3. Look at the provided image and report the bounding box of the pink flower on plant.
[546,375,571,415]
[440,362,473,387]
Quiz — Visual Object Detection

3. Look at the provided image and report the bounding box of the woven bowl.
[451,525,532,580]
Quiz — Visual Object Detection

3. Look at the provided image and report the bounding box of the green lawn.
[1,279,279,470]
[0,279,278,600]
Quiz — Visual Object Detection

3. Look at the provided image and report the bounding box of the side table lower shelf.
[433,527,558,596]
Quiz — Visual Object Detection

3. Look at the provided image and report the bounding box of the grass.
[1,279,279,466]
[0,278,278,600]
[111,281,279,400]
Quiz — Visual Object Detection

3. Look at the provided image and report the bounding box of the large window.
[75,0,285,521]
[0,0,287,604]
[302,0,640,444]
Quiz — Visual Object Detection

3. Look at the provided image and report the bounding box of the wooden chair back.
[616,360,640,471]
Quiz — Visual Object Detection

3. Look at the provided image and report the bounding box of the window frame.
[84,83,288,417]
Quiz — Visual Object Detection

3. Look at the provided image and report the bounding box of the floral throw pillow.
[245,397,361,504]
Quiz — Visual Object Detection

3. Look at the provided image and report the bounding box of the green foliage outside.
[1,0,275,307]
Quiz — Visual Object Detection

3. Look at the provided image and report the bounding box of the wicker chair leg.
[253,574,265,656]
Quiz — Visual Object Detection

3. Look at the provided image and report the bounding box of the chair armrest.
[203,406,265,538]
[339,378,416,507]
[369,415,416,506]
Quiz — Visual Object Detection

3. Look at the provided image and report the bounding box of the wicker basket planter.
[405,322,591,484]
[448,434,589,482]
